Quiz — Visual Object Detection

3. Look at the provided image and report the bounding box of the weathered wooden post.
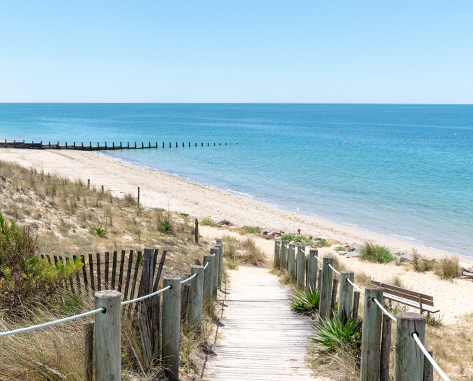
[137,187,140,207]
[210,247,219,295]
[330,278,339,318]
[423,350,433,381]
[380,314,392,381]
[317,269,322,290]
[280,241,288,270]
[87,179,90,189]
[296,246,305,288]
[84,322,94,381]
[274,241,280,268]
[188,265,204,329]
[94,290,121,381]
[216,240,223,288]
[319,257,334,320]
[162,275,181,381]
[352,291,360,319]
[338,271,354,319]
[395,312,426,381]
[307,249,318,292]
[360,287,383,381]
[194,218,199,243]
[203,254,214,300]
[288,244,296,282]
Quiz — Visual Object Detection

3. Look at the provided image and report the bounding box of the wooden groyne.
[1,140,238,150]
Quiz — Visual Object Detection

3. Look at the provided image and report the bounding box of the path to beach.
[205,266,318,381]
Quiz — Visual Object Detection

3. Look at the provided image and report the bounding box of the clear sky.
[1,1,472,103]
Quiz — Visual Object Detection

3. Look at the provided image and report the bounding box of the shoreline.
[2,148,472,267]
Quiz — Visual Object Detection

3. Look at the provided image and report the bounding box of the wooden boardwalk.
[206,266,315,380]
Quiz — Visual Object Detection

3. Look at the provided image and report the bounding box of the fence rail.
[274,240,451,381]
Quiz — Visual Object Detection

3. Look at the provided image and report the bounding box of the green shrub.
[242,226,261,234]
[291,288,320,315]
[159,220,173,233]
[316,239,332,248]
[201,217,218,227]
[123,193,137,207]
[280,234,294,242]
[0,214,82,312]
[335,246,346,252]
[435,256,459,280]
[312,315,362,353]
[360,242,394,263]
[293,236,312,245]
[89,226,108,238]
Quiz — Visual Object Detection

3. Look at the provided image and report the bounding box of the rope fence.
[274,240,453,381]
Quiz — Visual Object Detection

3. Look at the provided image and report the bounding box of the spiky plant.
[290,288,320,315]
[312,315,362,353]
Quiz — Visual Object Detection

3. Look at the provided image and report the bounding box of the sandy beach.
[2,148,471,264]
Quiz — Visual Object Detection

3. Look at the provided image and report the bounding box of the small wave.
[226,188,254,199]
[390,234,424,245]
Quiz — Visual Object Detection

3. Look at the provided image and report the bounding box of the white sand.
[2,148,472,323]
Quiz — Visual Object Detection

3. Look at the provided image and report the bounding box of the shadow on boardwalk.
[205,266,323,381]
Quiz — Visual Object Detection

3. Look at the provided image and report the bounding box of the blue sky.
[0,1,472,103]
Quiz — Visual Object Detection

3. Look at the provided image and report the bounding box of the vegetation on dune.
[222,235,267,267]
[200,217,218,227]
[359,242,394,263]
[290,288,320,315]
[241,225,261,234]
[312,316,362,354]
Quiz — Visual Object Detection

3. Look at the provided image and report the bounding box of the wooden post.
[137,187,140,206]
[203,254,214,300]
[188,265,204,328]
[280,241,288,270]
[288,244,296,282]
[307,249,318,292]
[353,291,360,319]
[84,322,94,381]
[94,290,121,381]
[210,247,219,296]
[395,312,426,381]
[338,271,354,319]
[330,278,339,318]
[360,287,383,381]
[195,218,199,243]
[273,241,280,268]
[380,314,392,381]
[296,246,305,288]
[216,243,223,288]
[319,257,334,320]
[162,276,181,381]
[423,350,433,381]
[87,179,90,189]
[317,269,322,290]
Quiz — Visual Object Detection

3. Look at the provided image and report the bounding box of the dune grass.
[359,242,394,263]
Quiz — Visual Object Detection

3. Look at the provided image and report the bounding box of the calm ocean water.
[1,103,472,257]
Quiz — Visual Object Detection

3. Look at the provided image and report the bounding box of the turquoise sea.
[0,104,472,257]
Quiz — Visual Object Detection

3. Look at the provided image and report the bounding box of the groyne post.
[94,290,121,381]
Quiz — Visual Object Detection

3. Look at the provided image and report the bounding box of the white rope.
[347,278,365,294]
[121,285,171,306]
[204,261,209,269]
[328,263,341,275]
[0,307,104,338]
[413,332,451,381]
[301,249,307,255]
[181,273,197,284]
[373,298,397,322]
[284,244,289,249]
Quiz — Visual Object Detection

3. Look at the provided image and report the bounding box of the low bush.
[242,226,261,234]
[359,242,394,263]
[89,226,108,238]
[412,249,436,272]
[0,214,82,312]
[240,238,266,266]
[280,234,294,242]
[316,239,332,248]
[335,246,346,252]
[200,217,218,227]
[290,288,320,315]
[435,256,459,280]
[123,193,137,207]
[159,220,173,233]
[312,315,362,354]
[293,235,312,245]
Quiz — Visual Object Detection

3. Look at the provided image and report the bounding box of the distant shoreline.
[2,148,472,267]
